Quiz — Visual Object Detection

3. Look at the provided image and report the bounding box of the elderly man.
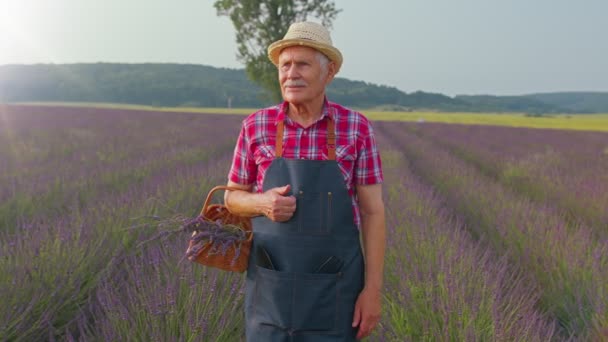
[225,21,385,341]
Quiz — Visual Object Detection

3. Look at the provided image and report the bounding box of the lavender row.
[375,121,608,339]
[4,104,602,340]
[1,153,238,340]
[78,153,247,340]
[0,105,242,200]
[409,122,608,230]
[1,108,245,340]
[82,234,245,340]
[0,152,235,340]
[0,105,242,231]
[373,145,559,341]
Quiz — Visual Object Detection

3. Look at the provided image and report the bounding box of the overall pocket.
[297,190,332,235]
[253,265,341,332]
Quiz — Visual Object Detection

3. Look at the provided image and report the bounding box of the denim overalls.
[245,118,364,341]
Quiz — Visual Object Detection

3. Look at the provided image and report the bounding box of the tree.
[214,0,341,103]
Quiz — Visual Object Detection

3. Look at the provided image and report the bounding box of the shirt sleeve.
[355,119,384,185]
[228,120,256,185]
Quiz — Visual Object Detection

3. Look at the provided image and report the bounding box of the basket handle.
[200,185,246,216]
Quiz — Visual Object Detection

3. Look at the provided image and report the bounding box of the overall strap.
[275,118,336,160]
[327,118,336,160]
[276,119,285,158]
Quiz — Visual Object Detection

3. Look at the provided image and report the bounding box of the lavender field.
[1,105,607,341]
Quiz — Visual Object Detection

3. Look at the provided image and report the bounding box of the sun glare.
[0,2,30,53]
[0,2,27,36]
[0,2,53,64]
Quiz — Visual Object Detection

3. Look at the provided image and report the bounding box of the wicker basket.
[186,186,252,272]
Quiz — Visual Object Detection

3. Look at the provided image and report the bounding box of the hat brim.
[268,39,343,73]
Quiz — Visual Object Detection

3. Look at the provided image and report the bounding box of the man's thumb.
[276,184,291,195]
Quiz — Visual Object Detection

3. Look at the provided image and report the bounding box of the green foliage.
[526,92,608,113]
[0,63,266,107]
[455,94,566,113]
[1,63,464,109]
[3,63,608,112]
[214,0,341,102]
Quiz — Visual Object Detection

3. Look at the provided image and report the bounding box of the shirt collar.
[275,97,335,125]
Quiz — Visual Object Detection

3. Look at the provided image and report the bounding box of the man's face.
[278,46,335,105]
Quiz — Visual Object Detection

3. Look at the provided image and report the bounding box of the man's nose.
[285,65,300,79]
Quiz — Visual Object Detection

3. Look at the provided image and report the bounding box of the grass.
[6,101,608,132]
[6,102,255,115]
[365,111,608,132]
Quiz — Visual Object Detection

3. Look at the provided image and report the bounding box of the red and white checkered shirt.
[228,99,383,228]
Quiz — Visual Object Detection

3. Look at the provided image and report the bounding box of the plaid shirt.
[228,99,383,228]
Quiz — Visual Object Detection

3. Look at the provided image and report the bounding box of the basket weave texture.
[186,186,252,272]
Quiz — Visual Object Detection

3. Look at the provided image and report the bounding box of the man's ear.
[325,61,337,84]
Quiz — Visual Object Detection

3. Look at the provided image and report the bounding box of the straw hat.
[267,21,343,73]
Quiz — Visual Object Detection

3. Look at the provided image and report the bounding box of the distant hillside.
[525,92,608,113]
[327,78,467,110]
[0,63,467,110]
[0,63,264,108]
[1,63,607,113]
[457,93,608,114]
[454,95,568,114]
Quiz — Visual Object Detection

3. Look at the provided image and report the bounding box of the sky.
[0,0,606,96]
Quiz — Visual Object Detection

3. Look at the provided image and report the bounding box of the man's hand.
[352,287,382,340]
[262,185,296,222]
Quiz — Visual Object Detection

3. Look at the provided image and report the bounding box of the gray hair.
[316,51,330,79]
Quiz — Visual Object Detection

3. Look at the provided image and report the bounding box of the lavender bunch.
[182,216,248,265]
[131,214,249,265]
